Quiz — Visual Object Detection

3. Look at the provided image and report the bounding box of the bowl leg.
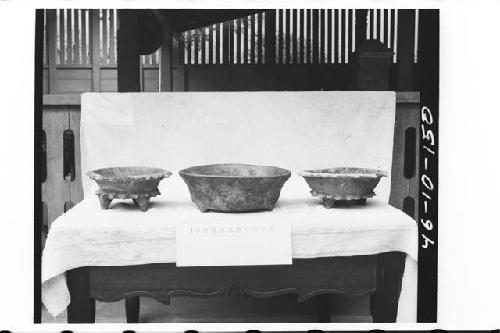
[98,195,112,209]
[136,197,150,211]
[196,204,209,213]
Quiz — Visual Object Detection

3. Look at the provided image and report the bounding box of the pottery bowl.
[300,167,387,207]
[87,167,172,211]
[179,164,291,212]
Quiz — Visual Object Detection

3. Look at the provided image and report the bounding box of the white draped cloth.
[41,91,418,321]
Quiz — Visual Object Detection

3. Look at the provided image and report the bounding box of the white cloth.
[42,176,418,321]
[42,91,418,321]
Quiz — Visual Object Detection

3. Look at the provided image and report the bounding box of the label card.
[176,220,292,267]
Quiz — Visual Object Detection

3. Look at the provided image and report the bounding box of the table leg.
[370,252,406,322]
[125,296,140,323]
[67,267,95,323]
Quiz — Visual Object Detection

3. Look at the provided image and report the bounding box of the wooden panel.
[389,99,420,216]
[142,68,160,92]
[57,68,92,80]
[89,256,377,304]
[69,106,84,204]
[42,108,71,226]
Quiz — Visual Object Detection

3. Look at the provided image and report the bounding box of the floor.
[42,294,372,323]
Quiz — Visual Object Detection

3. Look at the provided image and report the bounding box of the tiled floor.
[42,294,372,323]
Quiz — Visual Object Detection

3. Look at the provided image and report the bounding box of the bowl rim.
[299,167,388,179]
[179,163,291,179]
[87,166,172,181]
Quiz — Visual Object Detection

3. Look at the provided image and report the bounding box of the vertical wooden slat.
[290,9,297,64]
[384,9,389,47]
[215,24,221,64]
[74,10,80,64]
[204,27,209,64]
[284,9,290,64]
[377,9,382,41]
[250,15,255,63]
[229,20,235,63]
[348,9,353,62]
[390,10,396,59]
[276,10,282,64]
[81,10,88,65]
[326,9,332,64]
[265,10,276,64]
[341,9,346,63]
[299,9,304,63]
[102,9,108,65]
[90,9,100,91]
[109,9,116,65]
[234,19,240,64]
[257,13,263,63]
[43,10,47,66]
[66,9,73,64]
[194,29,199,64]
[208,25,214,64]
[46,9,57,93]
[243,17,248,64]
[186,30,192,64]
[223,22,229,64]
[312,9,319,64]
[305,9,311,63]
[333,9,339,63]
[58,9,65,64]
[201,27,206,64]
[318,9,325,64]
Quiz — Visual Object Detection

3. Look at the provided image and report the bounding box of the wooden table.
[66,251,405,323]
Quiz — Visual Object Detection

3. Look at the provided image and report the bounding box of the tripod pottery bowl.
[299,167,387,208]
[179,163,291,212]
[87,167,172,211]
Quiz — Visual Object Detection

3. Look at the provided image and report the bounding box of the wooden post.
[46,9,57,94]
[159,16,173,92]
[90,10,101,92]
[396,9,416,91]
[265,10,276,64]
[117,10,141,92]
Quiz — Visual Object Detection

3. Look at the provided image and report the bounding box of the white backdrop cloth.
[42,91,418,321]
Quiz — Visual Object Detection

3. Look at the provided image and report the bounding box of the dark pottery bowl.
[299,167,387,208]
[87,166,172,211]
[179,163,291,212]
